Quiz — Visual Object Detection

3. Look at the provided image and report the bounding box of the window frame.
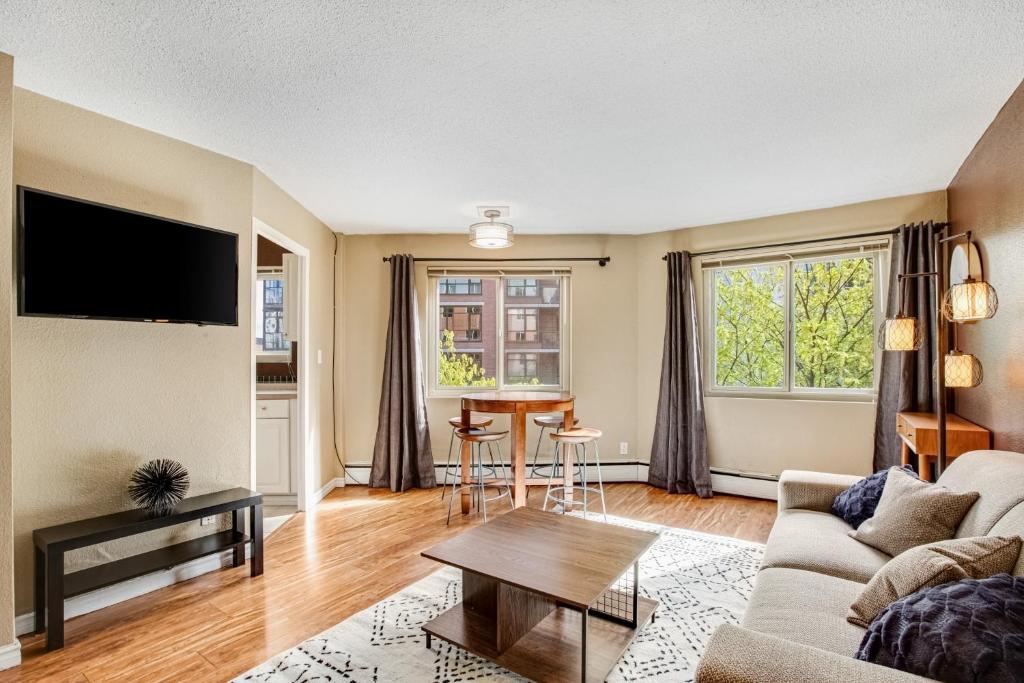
[702,245,886,401]
[255,270,292,361]
[426,271,571,397]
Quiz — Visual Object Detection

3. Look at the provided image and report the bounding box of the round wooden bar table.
[459,391,575,515]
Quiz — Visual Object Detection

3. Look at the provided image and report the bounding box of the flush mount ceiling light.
[469,209,514,249]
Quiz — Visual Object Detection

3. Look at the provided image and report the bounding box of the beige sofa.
[696,449,1024,683]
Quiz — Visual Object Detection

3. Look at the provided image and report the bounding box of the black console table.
[33,487,263,650]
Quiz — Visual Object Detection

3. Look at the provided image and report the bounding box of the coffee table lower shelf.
[423,596,658,683]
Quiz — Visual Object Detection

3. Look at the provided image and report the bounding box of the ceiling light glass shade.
[468,220,514,249]
[942,279,998,322]
[944,350,983,388]
[878,315,922,351]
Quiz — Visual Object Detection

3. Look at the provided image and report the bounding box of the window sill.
[704,390,876,403]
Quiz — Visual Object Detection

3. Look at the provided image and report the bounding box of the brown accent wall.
[947,78,1024,453]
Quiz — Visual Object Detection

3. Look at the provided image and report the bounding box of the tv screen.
[17,187,238,326]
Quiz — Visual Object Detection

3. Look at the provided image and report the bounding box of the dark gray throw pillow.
[831,465,917,529]
[856,574,1024,683]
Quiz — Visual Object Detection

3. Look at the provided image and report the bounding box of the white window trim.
[702,243,887,402]
[426,271,571,397]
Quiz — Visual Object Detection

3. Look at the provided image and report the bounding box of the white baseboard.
[313,477,343,503]
[342,463,645,486]
[0,641,20,671]
[710,472,778,500]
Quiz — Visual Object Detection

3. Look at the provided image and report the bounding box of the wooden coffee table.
[421,508,659,682]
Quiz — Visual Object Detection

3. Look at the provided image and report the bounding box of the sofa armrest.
[695,624,931,683]
[778,470,864,513]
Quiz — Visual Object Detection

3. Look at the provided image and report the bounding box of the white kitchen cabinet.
[255,400,291,494]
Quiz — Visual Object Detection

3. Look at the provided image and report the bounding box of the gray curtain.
[649,251,712,498]
[873,223,941,471]
[370,254,436,491]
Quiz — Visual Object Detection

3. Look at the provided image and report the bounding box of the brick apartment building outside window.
[430,274,568,392]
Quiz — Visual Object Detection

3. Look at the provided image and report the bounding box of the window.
[506,278,538,297]
[441,305,482,341]
[254,276,290,356]
[439,277,482,295]
[506,307,538,342]
[506,352,538,383]
[428,273,569,393]
[705,249,881,397]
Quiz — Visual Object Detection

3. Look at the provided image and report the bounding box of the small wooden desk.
[897,411,992,481]
[460,391,575,514]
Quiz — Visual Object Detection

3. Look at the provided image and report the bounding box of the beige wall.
[251,169,340,489]
[0,52,15,650]
[341,191,947,479]
[340,234,638,468]
[8,91,337,615]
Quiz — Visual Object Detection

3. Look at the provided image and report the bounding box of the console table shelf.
[33,487,263,650]
[63,530,249,598]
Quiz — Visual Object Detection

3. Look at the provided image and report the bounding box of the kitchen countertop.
[256,382,297,399]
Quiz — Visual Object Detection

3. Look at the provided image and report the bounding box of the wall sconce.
[942,234,998,322]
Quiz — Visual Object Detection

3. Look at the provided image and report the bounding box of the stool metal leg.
[440,426,457,500]
[594,441,607,522]
[476,443,489,523]
[543,441,562,512]
[581,443,589,520]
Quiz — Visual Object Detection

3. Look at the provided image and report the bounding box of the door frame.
[251,217,313,511]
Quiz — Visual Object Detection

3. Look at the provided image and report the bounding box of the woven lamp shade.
[944,351,984,388]
[942,280,998,322]
[878,316,922,351]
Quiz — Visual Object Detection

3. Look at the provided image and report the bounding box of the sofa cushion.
[831,466,917,529]
[847,535,1022,628]
[742,567,867,656]
[987,501,1024,576]
[849,467,979,556]
[761,509,891,583]
[937,450,1024,538]
[855,574,1024,682]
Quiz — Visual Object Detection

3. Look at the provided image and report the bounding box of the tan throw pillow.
[847,535,1022,627]
[848,467,979,556]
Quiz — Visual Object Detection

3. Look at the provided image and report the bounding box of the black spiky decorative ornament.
[128,459,190,513]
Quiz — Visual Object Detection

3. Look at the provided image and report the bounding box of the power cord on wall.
[333,233,362,486]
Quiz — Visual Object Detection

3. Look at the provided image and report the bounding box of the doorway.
[251,218,312,516]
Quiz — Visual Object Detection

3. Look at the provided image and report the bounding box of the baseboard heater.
[709,467,779,482]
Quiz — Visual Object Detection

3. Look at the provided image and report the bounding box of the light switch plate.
[317,349,323,364]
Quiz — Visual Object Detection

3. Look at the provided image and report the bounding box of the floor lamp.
[878,226,998,478]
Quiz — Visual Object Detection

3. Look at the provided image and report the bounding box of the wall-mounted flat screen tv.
[17,187,238,326]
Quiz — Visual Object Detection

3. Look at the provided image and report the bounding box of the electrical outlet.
[619,442,629,455]
[201,515,216,526]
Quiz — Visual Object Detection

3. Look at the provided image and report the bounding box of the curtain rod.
[662,224,947,261]
[382,256,610,266]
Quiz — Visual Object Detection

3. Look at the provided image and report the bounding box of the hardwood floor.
[3,484,775,682]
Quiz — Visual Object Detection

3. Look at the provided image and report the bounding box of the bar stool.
[528,415,581,478]
[440,415,494,499]
[446,428,513,525]
[544,427,607,521]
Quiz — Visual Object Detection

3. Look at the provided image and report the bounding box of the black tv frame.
[16,186,239,327]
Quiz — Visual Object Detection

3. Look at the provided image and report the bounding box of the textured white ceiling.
[1,1,1023,234]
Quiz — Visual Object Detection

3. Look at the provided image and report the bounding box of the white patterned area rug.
[234,514,764,682]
